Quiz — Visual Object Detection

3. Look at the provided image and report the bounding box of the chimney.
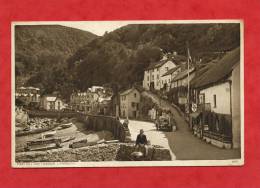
[162,54,168,60]
[180,62,187,71]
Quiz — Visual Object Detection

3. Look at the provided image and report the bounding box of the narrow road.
[141,90,241,160]
[122,119,176,160]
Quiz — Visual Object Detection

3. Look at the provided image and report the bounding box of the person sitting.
[135,129,148,156]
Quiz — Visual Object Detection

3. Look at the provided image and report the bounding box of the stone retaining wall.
[84,115,131,143]
[28,110,80,119]
[27,111,131,143]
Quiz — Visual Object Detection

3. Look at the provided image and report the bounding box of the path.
[122,119,176,160]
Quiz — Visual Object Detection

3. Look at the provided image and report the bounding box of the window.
[147,76,149,81]
[157,74,159,79]
[134,93,136,98]
[157,68,159,71]
[152,75,154,80]
[131,102,135,107]
[213,94,217,108]
[165,67,169,71]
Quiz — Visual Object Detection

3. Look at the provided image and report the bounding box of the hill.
[68,23,240,91]
[15,24,97,95]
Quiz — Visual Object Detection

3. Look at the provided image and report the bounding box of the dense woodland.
[15,23,240,100]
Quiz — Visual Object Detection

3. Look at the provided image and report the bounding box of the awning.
[190,112,201,118]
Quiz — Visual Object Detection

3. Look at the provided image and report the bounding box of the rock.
[15,143,172,162]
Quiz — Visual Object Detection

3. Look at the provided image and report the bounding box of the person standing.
[123,117,129,128]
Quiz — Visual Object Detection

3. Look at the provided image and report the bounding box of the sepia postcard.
[12,20,244,168]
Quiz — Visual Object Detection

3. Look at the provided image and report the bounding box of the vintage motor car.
[155,116,174,131]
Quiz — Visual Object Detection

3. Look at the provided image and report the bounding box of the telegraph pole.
[186,41,191,116]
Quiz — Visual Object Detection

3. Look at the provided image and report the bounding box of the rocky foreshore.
[15,143,172,162]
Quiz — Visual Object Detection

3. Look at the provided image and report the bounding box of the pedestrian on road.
[135,129,148,156]
[123,117,129,128]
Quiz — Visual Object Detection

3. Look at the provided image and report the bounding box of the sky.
[60,21,128,36]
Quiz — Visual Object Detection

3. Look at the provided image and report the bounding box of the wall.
[152,68,160,90]
[143,70,150,90]
[85,115,132,142]
[159,61,176,89]
[200,82,231,115]
[127,89,140,118]
[142,61,176,91]
[16,143,172,162]
[120,94,128,117]
[161,74,171,91]
[28,110,80,118]
[120,88,140,118]
[55,98,65,111]
[27,110,131,143]
[231,63,241,148]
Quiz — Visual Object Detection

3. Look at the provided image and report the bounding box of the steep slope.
[68,23,240,91]
[15,25,97,89]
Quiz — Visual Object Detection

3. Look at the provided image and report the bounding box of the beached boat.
[25,137,62,151]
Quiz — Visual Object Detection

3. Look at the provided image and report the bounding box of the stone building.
[119,87,141,118]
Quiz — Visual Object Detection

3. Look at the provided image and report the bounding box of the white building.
[143,53,186,91]
[161,66,181,91]
[190,47,241,148]
[40,95,66,111]
[15,86,41,105]
[171,67,195,89]
[70,91,99,113]
[143,59,177,90]
[119,87,141,118]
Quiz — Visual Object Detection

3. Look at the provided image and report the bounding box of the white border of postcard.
[11,20,244,168]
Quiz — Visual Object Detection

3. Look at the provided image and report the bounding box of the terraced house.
[190,47,241,149]
[142,52,186,91]
[70,91,99,113]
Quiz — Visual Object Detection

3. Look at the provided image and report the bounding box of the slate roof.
[172,67,195,82]
[145,60,168,70]
[119,88,139,96]
[145,54,186,71]
[190,47,240,89]
[162,65,181,77]
[45,96,57,102]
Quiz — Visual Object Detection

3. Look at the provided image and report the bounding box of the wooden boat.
[25,137,62,151]
[60,136,75,143]
[60,122,73,128]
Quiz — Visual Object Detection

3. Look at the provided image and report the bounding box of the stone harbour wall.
[26,111,131,143]
[83,115,132,143]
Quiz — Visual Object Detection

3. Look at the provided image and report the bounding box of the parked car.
[155,116,174,131]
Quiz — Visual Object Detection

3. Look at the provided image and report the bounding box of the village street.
[127,91,241,160]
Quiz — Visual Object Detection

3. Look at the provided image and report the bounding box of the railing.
[203,131,232,143]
